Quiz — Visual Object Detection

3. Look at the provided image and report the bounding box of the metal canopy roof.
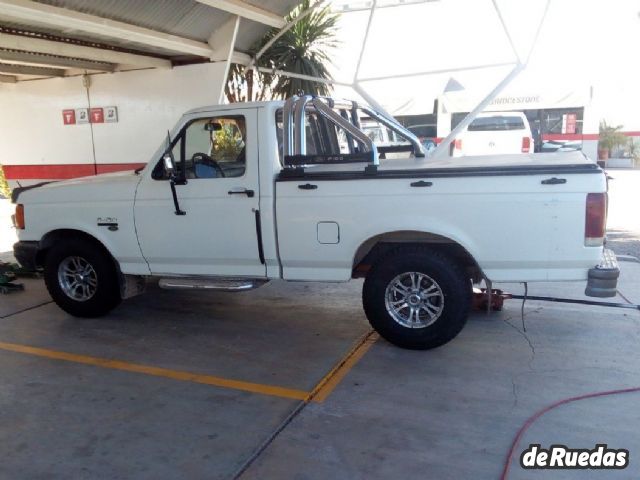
[0,0,299,81]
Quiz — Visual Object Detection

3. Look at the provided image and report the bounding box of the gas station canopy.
[0,0,300,81]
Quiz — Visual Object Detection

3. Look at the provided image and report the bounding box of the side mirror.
[163,153,186,216]
[163,153,175,175]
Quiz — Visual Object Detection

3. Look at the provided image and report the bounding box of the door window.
[154,115,247,180]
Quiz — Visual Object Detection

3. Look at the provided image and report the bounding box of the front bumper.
[585,248,619,298]
[13,241,39,271]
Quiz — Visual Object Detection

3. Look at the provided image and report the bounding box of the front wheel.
[362,247,471,350]
[44,238,121,317]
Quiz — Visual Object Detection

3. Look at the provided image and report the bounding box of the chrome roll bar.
[282,95,298,158]
[311,98,378,163]
[282,96,425,166]
[293,94,313,155]
[360,106,425,157]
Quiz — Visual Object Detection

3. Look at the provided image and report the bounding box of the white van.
[451,111,534,157]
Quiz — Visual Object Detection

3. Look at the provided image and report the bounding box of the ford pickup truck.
[11,96,619,349]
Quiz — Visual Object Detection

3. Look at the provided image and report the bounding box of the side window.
[154,115,246,180]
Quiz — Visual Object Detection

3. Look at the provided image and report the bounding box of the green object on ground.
[0,261,25,293]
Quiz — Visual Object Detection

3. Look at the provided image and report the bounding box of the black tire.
[362,246,471,350]
[44,238,121,317]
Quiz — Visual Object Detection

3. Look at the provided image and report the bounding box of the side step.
[158,277,268,291]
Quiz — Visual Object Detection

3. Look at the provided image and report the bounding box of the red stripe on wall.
[542,131,640,142]
[3,163,146,180]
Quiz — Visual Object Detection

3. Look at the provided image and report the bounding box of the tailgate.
[462,131,524,156]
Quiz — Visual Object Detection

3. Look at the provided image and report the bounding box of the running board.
[158,277,268,291]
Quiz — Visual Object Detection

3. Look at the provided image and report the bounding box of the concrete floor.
[1,169,639,479]
[0,264,639,479]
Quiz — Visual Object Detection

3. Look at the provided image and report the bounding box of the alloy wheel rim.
[384,271,444,328]
[57,256,98,302]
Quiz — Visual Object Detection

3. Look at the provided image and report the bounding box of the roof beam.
[0,61,64,76]
[208,16,240,62]
[195,0,285,28]
[0,33,171,68]
[231,51,251,65]
[0,50,115,71]
[0,0,213,57]
[208,16,240,103]
[0,73,17,82]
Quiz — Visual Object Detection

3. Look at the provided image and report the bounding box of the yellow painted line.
[0,341,309,401]
[308,330,379,403]
[0,330,378,404]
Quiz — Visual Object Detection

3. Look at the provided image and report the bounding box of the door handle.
[410,180,433,187]
[541,177,567,185]
[228,188,255,197]
[298,183,318,190]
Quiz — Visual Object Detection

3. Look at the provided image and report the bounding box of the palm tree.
[225,0,338,103]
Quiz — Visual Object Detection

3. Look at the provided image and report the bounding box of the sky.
[326,0,640,128]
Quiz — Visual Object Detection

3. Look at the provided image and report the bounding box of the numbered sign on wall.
[105,106,118,123]
[75,108,89,124]
[90,108,104,124]
[62,109,76,125]
[63,106,118,125]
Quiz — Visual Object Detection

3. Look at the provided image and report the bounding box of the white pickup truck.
[11,96,619,350]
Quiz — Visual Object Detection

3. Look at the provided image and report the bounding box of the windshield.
[468,116,525,131]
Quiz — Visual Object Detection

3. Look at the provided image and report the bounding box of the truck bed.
[275,150,605,283]
[282,151,597,178]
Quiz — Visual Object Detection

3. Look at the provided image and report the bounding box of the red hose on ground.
[500,386,640,480]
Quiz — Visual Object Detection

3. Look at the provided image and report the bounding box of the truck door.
[134,108,265,277]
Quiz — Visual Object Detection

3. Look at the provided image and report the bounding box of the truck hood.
[13,170,142,205]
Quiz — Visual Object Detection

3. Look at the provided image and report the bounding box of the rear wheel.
[362,246,471,349]
[44,238,121,317]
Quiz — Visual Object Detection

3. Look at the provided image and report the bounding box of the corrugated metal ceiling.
[0,0,299,61]
[37,0,232,43]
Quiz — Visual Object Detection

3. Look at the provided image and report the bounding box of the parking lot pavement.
[240,263,640,480]
[0,267,638,479]
[0,280,371,479]
[617,263,640,304]
[0,278,51,318]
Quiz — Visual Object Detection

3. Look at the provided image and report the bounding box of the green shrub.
[0,164,11,199]
[599,120,627,152]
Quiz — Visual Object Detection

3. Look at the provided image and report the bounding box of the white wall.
[88,63,226,166]
[0,62,227,182]
[0,74,94,167]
